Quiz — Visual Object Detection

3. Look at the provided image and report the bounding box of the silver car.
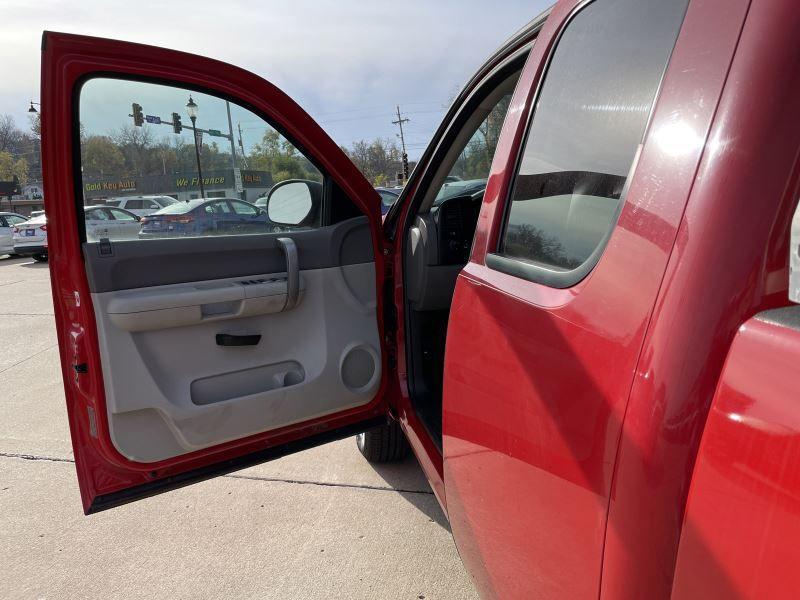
[0,212,28,256]
[104,195,178,217]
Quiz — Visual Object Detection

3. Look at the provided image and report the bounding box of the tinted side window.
[204,200,231,214]
[497,0,688,282]
[87,209,110,220]
[109,208,137,221]
[231,201,257,216]
[125,200,144,210]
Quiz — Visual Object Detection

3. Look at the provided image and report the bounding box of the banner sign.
[84,179,136,193]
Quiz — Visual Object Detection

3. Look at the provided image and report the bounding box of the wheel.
[32,253,48,262]
[356,420,410,463]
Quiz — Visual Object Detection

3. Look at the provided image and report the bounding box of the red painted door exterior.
[441,0,751,598]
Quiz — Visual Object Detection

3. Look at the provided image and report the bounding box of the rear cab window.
[488,0,689,287]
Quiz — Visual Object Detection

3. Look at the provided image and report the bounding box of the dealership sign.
[82,169,272,197]
[175,175,227,188]
[84,179,137,193]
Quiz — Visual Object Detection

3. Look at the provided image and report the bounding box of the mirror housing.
[265,179,322,227]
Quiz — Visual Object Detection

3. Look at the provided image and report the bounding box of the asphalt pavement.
[0,255,477,600]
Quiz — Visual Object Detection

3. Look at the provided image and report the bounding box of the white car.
[84,206,142,242]
[104,195,178,217]
[0,212,28,256]
[12,213,48,262]
[12,206,141,262]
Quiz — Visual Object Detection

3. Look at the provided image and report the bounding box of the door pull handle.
[216,333,262,346]
[276,237,299,311]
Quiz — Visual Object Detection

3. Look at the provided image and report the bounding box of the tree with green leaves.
[82,136,125,177]
[249,128,320,184]
[0,151,29,185]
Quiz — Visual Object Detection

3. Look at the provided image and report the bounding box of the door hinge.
[73,363,88,374]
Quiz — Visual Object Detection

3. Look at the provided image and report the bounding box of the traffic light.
[131,103,144,127]
[402,152,409,178]
[172,112,182,134]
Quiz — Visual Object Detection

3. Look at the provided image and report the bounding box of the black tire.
[32,254,48,263]
[356,420,410,463]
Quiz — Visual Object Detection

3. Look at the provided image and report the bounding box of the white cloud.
[0,0,550,153]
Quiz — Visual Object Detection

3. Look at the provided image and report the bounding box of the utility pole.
[237,123,248,168]
[225,101,237,170]
[392,105,410,181]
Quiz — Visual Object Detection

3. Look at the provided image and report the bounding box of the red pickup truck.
[42,0,800,598]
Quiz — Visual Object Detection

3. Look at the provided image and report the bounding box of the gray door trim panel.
[83,216,374,293]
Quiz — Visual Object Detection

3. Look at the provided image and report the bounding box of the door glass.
[78,78,323,241]
[498,0,689,278]
[231,201,258,216]
[437,93,513,205]
[204,200,231,214]
[87,208,110,220]
[108,208,137,221]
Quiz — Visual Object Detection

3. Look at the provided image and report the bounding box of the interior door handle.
[276,237,299,311]
[216,333,262,346]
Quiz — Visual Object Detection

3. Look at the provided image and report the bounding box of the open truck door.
[41,32,394,513]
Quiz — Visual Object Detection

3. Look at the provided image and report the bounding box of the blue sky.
[0,0,551,158]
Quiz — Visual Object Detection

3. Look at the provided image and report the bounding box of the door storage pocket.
[190,361,305,405]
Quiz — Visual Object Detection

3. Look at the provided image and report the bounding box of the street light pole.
[186,96,205,199]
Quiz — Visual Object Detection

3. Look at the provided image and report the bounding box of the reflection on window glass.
[500,0,688,273]
[437,94,512,205]
[78,78,322,240]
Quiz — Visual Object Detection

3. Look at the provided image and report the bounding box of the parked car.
[104,195,178,216]
[39,1,800,598]
[83,205,142,242]
[0,212,28,256]
[139,198,269,238]
[11,213,48,262]
[375,187,400,215]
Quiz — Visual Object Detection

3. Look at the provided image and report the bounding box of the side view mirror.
[134,215,142,222]
[265,179,322,226]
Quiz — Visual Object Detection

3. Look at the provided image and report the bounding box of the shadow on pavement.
[19,260,49,269]
[0,255,29,263]
[368,454,450,531]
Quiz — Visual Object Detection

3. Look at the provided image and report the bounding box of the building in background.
[82,168,272,204]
